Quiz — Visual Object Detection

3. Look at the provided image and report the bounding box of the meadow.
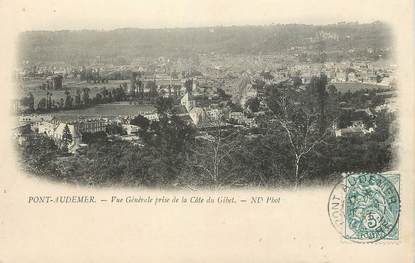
[50,102,155,121]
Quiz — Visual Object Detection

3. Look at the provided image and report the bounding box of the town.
[14,22,397,188]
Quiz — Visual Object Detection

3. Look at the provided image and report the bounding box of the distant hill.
[18,22,392,64]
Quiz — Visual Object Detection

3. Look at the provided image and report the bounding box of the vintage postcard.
[0,0,414,262]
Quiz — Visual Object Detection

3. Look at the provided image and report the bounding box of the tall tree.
[74,89,81,106]
[185,113,241,188]
[245,97,260,113]
[155,97,174,115]
[61,124,73,153]
[27,92,35,111]
[82,88,90,105]
[37,98,47,111]
[139,114,196,184]
[308,74,330,134]
[263,77,338,188]
[64,93,73,109]
[184,79,193,93]
[130,115,150,131]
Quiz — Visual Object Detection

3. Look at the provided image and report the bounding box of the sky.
[0,0,406,31]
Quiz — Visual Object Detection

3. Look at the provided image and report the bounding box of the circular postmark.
[328,173,400,243]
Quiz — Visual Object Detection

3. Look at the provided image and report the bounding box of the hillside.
[18,22,392,64]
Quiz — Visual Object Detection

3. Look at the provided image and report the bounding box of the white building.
[34,118,107,152]
[229,112,245,122]
[189,107,205,126]
[35,121,56,137]
[122,124,140,135]
[142,112,159,121]
[181,92,194,112]
[205,109,221,121]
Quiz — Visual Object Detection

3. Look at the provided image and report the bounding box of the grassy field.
[16,79,155,120]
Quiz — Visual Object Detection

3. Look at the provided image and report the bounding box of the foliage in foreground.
[18,114,395,188]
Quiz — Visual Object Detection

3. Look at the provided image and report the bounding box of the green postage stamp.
[328,172,400,243]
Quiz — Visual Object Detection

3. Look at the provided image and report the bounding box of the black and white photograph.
[1,0,414,262]
[14,20,398,189]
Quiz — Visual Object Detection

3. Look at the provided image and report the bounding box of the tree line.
[19,85,128,113]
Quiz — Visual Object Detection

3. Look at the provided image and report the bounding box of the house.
[189,107,205,126]
[347,71,358,82]
[75,118,107,134]
[35,121,56,136]
[34,118,107,152]
[13,124,32,145]
[334,122,374,137]
[229,112,245,123]
[142,112,159,121]
[19,114,53,124]
[245,117,257,127]
[180,91,209,112]
[205,109,221,121]
[122,124,140,135]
